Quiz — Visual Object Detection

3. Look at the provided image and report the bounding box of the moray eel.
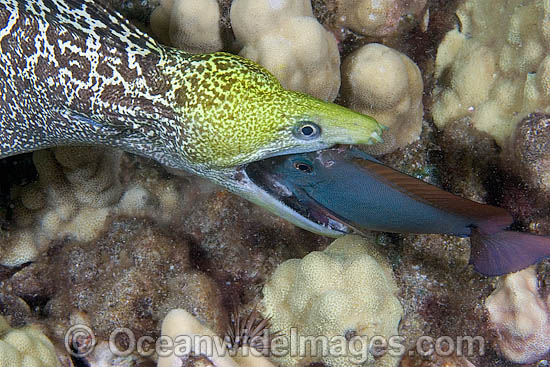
[246,147,550,276]
[0,0,384,235]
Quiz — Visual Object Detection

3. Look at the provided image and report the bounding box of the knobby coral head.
[171,52,384,169]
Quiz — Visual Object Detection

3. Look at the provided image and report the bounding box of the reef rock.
[7,218,227,343]
[506,113,550,200]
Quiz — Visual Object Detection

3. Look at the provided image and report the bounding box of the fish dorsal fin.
[356,158,513,233]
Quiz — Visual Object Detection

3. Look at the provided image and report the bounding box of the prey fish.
[245,147,550,276]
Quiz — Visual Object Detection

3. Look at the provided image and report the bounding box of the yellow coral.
[263,235,403,367]
[150,0,223,53]
[0,147,188,267]
[341,43,423,154]
[158,309,276,367]
[230,0,340,101]
[0,148,120,266]
[0,316,58,367]
[432,0,550,147]
[335,0,426,37]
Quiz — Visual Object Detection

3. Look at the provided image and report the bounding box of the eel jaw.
[211,164,351,237]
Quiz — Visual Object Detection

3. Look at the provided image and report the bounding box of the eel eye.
[294,121,321,140]
[293,161,313,173]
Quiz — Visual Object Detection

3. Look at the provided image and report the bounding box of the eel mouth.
[241,155,351,236]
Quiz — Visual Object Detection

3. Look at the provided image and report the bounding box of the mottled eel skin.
[0,0,384,235]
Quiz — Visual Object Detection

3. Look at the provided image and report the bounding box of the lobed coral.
[432,0,550,147]
[485,266,550,364]
[341,43,424,154]
[262,235,403,367]
[335,0,427,37]
[0,315,58,367]
[230,0,340,101]
[0,147,122,266]
[150,0,223,53]
[0,147,187,267]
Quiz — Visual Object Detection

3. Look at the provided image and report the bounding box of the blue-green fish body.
[247,148,550,276]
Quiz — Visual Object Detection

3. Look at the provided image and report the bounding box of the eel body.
[0,0,383,171]
[0,0,178,162]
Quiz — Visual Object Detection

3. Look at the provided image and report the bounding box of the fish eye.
[294,121,321,140]
[293,161,313,173]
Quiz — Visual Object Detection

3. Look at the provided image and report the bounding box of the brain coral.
[262,235,403,367]
[432,0,550,147]
[341,43,424,154]
[0,316,58,367]
[230,0,340,101]
[485,266,550,364]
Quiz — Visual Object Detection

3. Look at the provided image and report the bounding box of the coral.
[485,266,550,364]
[2,150,329,360]
[0,315,58,367]
[262,235,403,367]
[432,0,550,147]
[0,147,122,266]
[230,0,340,101]
[150,0,223,53]
[335,0,427,37]
[158,308,276,367]
[506,113,550,200]
[0,147,188,267]
[341,43,424,154]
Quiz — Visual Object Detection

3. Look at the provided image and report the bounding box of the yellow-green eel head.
[164,52,384,235]
[169,52,383,170]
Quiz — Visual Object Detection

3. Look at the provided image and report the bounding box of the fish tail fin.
[470,228,550,276]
